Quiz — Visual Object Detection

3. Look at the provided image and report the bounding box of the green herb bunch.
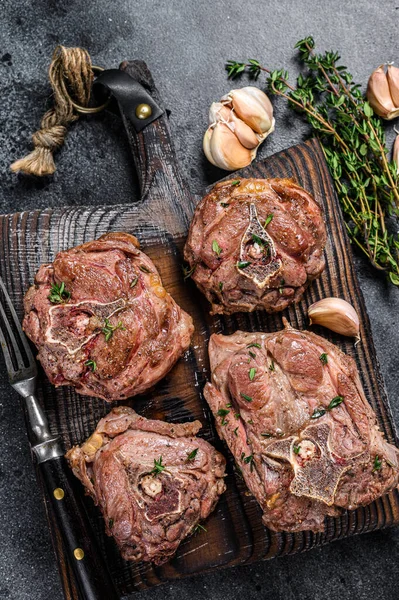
[226,36,399,285]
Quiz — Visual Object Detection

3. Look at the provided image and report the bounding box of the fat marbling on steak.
[66,406,226,564]
[23,232,193,402]
[204,320,399,532]
[184,178,326,315]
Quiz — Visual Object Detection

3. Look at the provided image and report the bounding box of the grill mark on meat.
[205,322,399,532]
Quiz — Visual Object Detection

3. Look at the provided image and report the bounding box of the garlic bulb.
[367,64,399,120]
[203,86,275,170]
[308,298,360,338]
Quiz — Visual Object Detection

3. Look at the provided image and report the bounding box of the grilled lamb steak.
[23,232,193,402]
[66,406,226,564]
[204,321,399,532]
[184,178,326,315]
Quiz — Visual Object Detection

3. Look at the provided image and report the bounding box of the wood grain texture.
[0,61,398,598]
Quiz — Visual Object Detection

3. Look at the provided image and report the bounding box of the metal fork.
[0,276,119,600]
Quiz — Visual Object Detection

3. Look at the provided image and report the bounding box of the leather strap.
[93,69,164,132]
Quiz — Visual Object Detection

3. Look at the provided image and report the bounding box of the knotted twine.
[10,46,94,176]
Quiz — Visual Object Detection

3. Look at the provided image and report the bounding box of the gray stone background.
[1,0,399,598]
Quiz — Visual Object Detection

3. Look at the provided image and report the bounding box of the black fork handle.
[39,457,119,600]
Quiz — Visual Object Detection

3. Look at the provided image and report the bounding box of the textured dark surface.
[1,1,399,599]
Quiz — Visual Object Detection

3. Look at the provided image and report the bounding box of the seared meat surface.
[184,178,326,315]
[23,232,193,401]
[66,407,226,564]
[204,321,399,532]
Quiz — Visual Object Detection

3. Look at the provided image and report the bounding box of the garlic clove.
[387,64,399,107]
[229,87,274,134]
[366,65,398,119]
[203,127,220,167]
[308,297,360,338]
[209,102,259,149]
[206,122,256,170]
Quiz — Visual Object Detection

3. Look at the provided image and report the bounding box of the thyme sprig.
[101,318,125,342]
[48,281,71,304]
[226,37,399,285]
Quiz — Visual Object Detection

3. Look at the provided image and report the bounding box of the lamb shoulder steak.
[66,406,226,564]
[184,178,326,315]
[23,232,193,402]
[204,321,399,532]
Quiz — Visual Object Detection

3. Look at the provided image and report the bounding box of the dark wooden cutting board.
[1,61,398,599]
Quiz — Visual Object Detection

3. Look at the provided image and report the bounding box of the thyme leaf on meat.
[48,282,71,304]
[182,264,196,280]
[237,261,251,268]
[130,276,138,288]
[212,240,222,257]
[269,360,275,372]
[328,395,344,410]
[293,444,301,454]
[233,427,239,436]
[320,353,328,365]
[261,432,272,438]
[231,179,241,186]
[247,343,261,349]
[312,395,345,419]
[240,392,253,402]
[234,413,240,419]
[310,407,327,419]
[249,367,256,380]
[150,456,165,476]
[373,455,382,472]
[101,318,125,342]
[217,408,230,417]
[251,233,265,246]
[108,519,114,529]
[85,359,97,372]
[243,453,255,471]
[264,214,274,227]
[248,350,256,359]
[220,202,230,207]
[139,265,151,273]
[194,523,207,533]
[217,408,230,425]
[186,448,199,462]
[219,281,224,291]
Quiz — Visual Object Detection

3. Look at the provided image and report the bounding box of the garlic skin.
[203,123,256,170]
[210,103,260,149]
[222,87,274,134]
[387,64,399,107]
[204,86,274,170]
[308,298,360,338]
[367,64,399,120]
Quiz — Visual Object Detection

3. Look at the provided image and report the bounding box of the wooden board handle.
[39,457,119,600]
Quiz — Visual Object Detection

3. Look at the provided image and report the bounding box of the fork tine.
[0,304,17,376]
[0,276,37,377]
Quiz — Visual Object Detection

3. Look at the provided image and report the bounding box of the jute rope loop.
[10,46,98,176]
